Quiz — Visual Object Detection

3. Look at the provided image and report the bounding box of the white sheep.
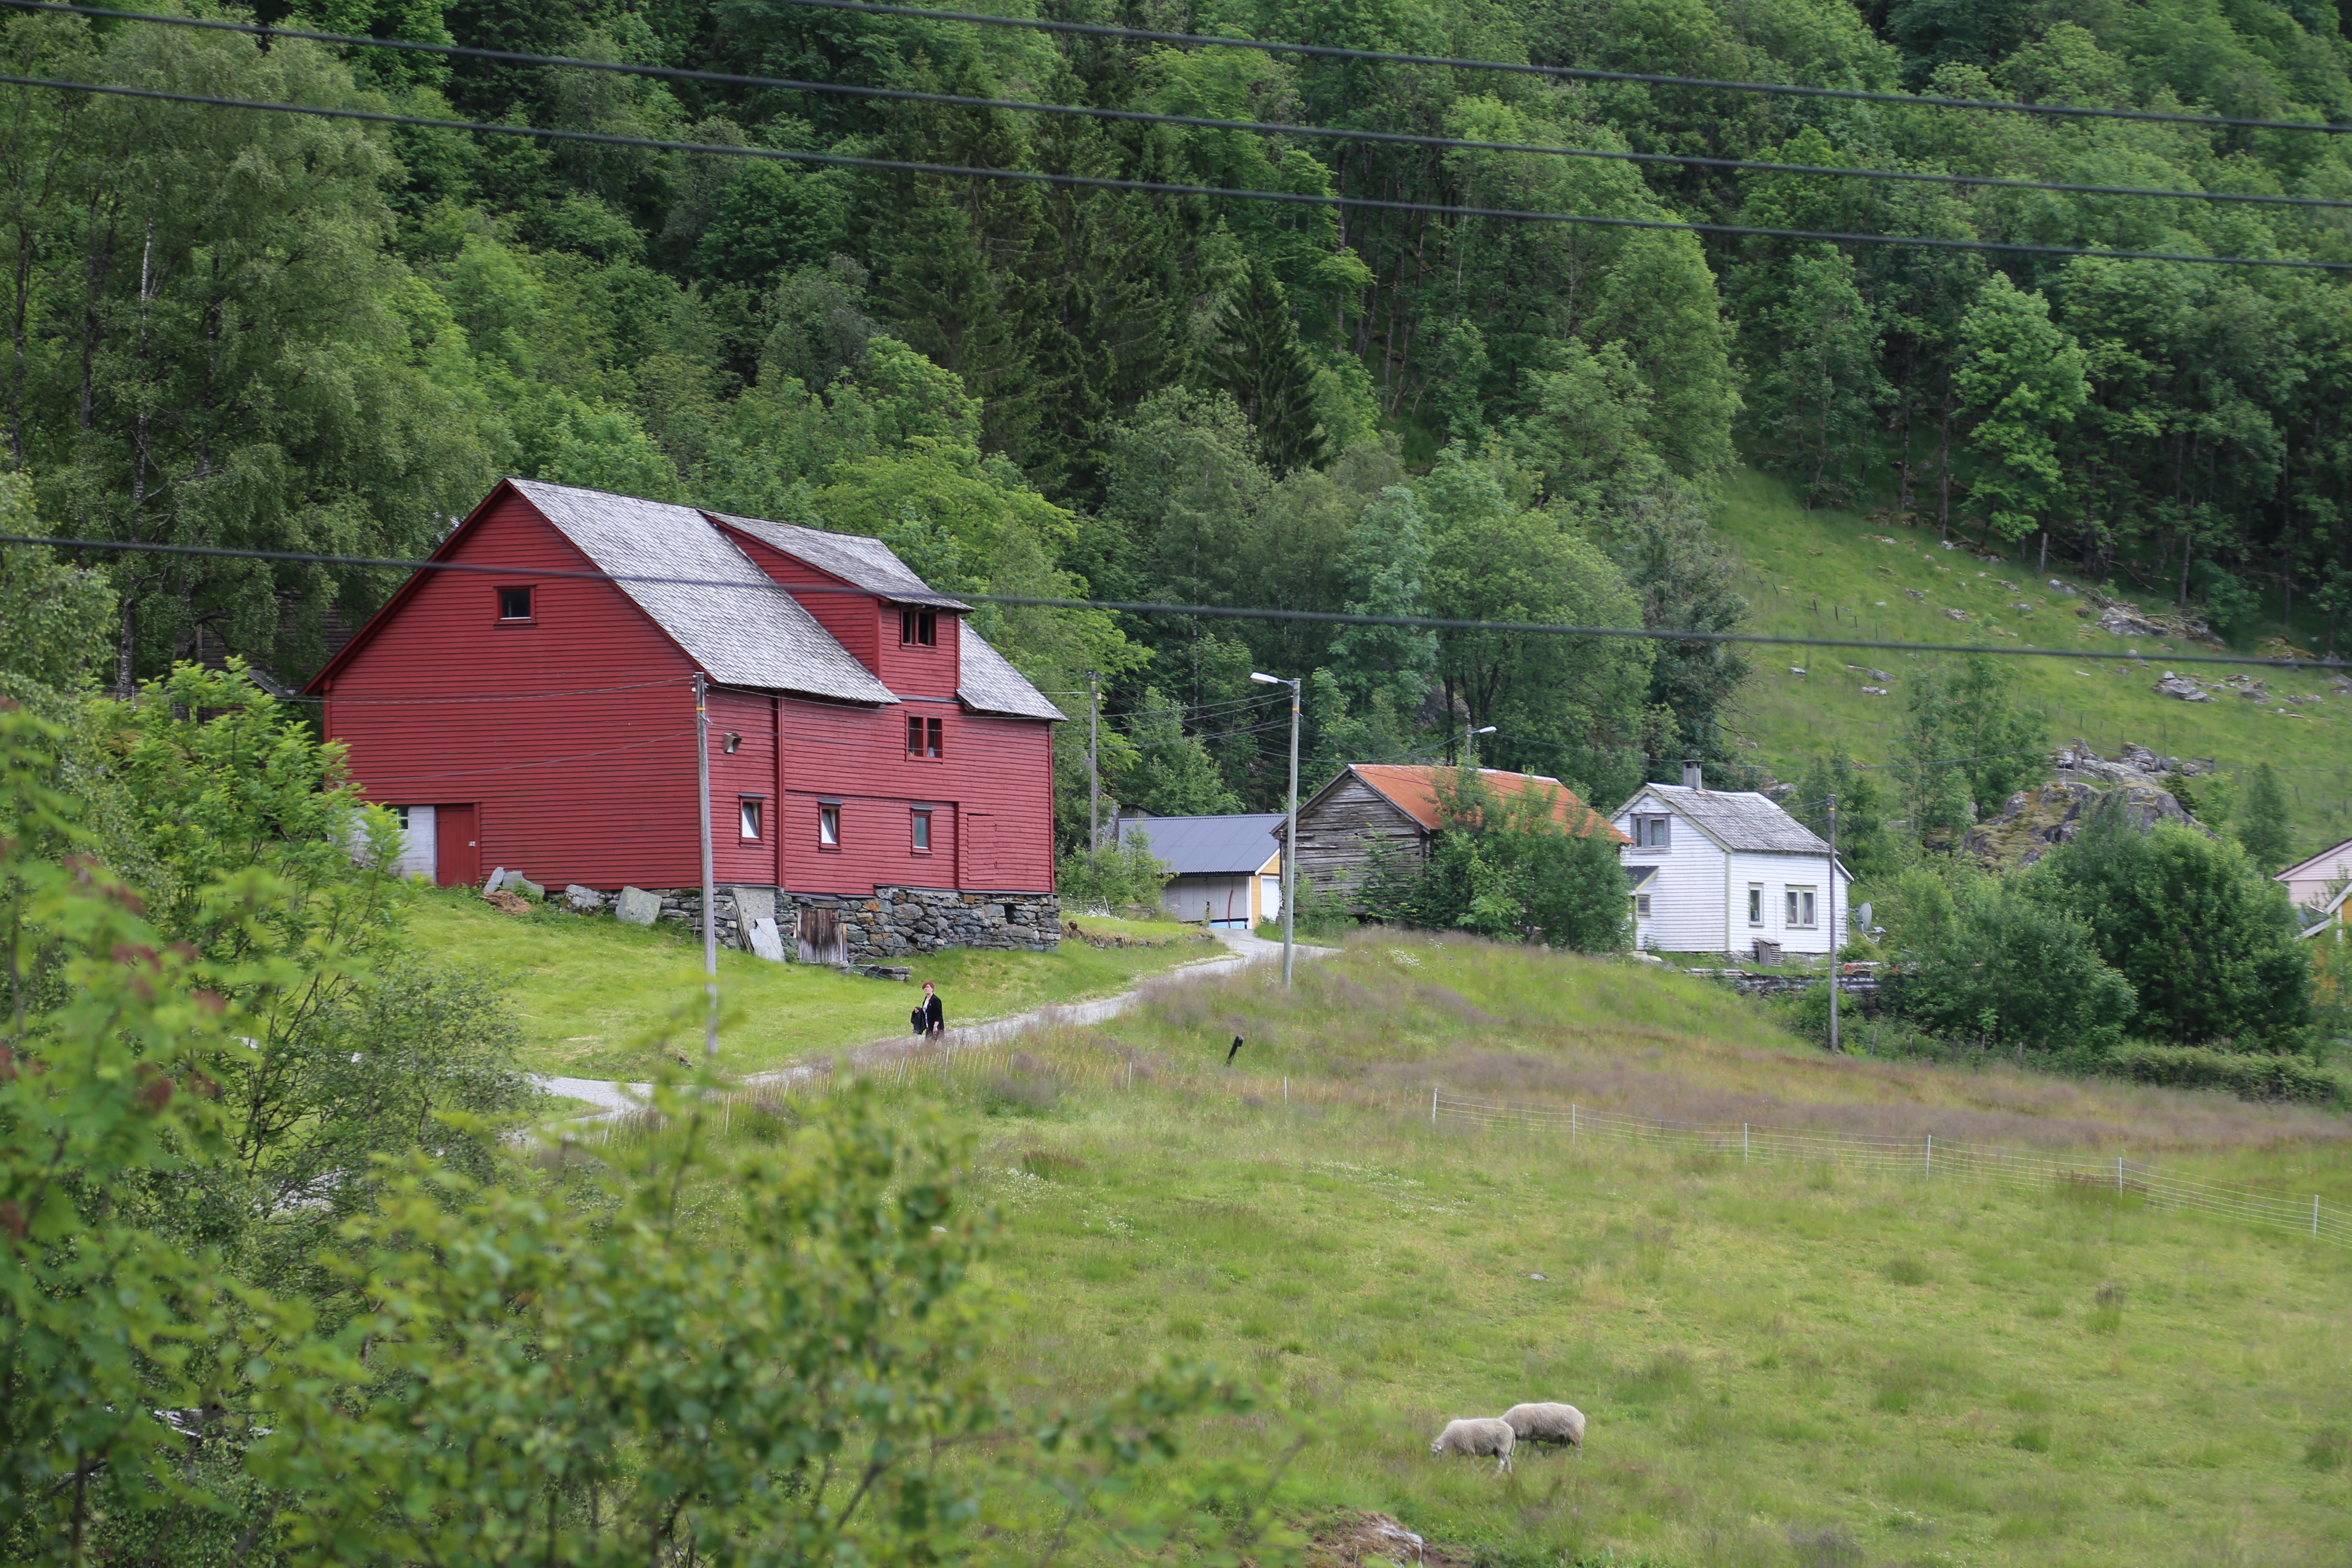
[1429,1416,1515,1473]
[1500,1402,1586,1454]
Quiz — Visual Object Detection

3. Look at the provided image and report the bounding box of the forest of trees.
[6,0,2352,845]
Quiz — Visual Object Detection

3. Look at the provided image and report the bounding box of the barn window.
[1786,887,1817,928]
[900,609,937,646]
[739,798,763,840]
[1634,894,1651,918]
[497,586,533,622]
[906,716,943,758]
[818,803,840,848]
[911,808,932,852]
[1746,884,1763,925]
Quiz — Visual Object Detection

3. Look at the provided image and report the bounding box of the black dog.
[1225,1035,1244,1066]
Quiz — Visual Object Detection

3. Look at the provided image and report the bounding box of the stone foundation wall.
[837,887,1060,962]
[562,882,1059,962]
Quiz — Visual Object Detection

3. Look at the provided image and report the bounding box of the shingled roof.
[1628,782,1831,854]
[711,513,972,611]
[514,480,899,705]
[957,627,1067,720]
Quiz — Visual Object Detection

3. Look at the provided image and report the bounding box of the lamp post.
[1827,792,1840,1054]
[1250,671,1301,989]
[1463,723,1496,769]
[1086,668,1100,853]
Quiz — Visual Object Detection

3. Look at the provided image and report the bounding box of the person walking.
[910,980,944,1039]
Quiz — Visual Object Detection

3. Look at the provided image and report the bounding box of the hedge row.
[2105,1044,2351,1106]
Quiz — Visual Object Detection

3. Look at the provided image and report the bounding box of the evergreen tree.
[1742,246,1888,506]
[2238,763,2294,877]
[1205,258,1330,475]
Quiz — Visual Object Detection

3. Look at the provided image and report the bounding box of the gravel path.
[533,928,1327,1120]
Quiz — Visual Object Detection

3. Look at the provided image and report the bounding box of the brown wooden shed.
[1277,764,1625,908]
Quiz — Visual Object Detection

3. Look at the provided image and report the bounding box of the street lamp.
[1250,671,1301,989]
[1463,723,1496,768]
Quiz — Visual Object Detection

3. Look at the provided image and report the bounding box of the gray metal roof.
[1623,783,1831,854]
[511,480,898,704]
[709,513,972,610]
[1113,813,1284,875]
[957,627,1067,721]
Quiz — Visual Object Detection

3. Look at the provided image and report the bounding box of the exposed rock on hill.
[1963,777,2212,871]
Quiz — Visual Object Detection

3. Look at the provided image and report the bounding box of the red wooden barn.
[303,478,1068,962]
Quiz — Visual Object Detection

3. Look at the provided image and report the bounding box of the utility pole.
[1826,791,1840,1055]
[1464,722,1495,770]
[1252,671,1302,989]
[695,673,718,1058]
[1086,669,1099,853]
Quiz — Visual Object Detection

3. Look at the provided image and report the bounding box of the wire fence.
[1432,1090,2352,1247]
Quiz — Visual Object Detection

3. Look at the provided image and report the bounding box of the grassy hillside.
[1710,470,2352,862]
[679,935,2352,1565]
[404,889,1219,1078]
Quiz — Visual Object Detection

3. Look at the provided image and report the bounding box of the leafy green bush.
[1888,881,2135,1055]
[2104,1044,2349,1105]
[1058,828,1173,916]
[1358,768,1629,952]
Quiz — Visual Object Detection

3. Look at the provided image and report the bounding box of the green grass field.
[1710,470,2352,862]
[695,935,2352,1565]
[403,888,1219,1078]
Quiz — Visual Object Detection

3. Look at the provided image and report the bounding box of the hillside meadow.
[404,888,1219,1079]
[1712,472,2352,861]
[624,934,2352,1566]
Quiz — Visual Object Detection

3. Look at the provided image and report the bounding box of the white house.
[2277,836,2352,915]
[1612,764,1850,960]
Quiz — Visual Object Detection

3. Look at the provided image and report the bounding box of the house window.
[1635,815,1671,848]
[1747,884,1764,926]
[497,586,533,622]
[900,609,937,646]
[906,715,943,758]
[911,808,932,852]
[1786,886,1817,928]
[818,803,840,848]
[739,798,763,840]
[1634,893,1652,918]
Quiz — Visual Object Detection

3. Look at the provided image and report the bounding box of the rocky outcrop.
[1963,778,2212,870]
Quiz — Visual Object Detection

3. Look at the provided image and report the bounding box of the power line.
[13,532,2345,671]
[8,75,2348,272]
[764,0,2352,137]
[8,1,2343,212]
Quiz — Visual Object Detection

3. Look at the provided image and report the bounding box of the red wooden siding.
[321,490,708,890]
[317,485,1058,899]
[725,535,881,676]
[873,602,959,700]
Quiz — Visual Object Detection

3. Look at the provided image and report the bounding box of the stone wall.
[562,882,1059,962]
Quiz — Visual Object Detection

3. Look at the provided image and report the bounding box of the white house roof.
[1114,813,1284,875]
[512,481,900,705]
[710,513,972,610]
[956,627,1067,721]
[2276,835,2352,887]
[1620,782,1831,854]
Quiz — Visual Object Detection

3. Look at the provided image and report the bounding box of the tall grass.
[597,935,2352,1565]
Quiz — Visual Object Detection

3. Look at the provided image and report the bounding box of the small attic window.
[900,609,937,646]
[1634,815,1671,848]
[497,586,534,622]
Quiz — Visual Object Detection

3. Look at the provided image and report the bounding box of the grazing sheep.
[1429,1417,1515,1473]
[1501,1402,1586,1454]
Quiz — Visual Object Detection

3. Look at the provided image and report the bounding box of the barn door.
[961,812,995,888]
[797,903,845,965]
[434,804,479,888]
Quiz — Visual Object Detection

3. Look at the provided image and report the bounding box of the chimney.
[1682,759,1703,790]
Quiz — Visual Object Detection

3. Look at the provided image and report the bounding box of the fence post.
[1431,1085,1438,1128]
[1571,1103,1577,1148]
[1743,1123,1749,1165]
[2116,1155,2124,1195]
[2316,1194,2323,1238]
[1924,1133,1932,1179]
